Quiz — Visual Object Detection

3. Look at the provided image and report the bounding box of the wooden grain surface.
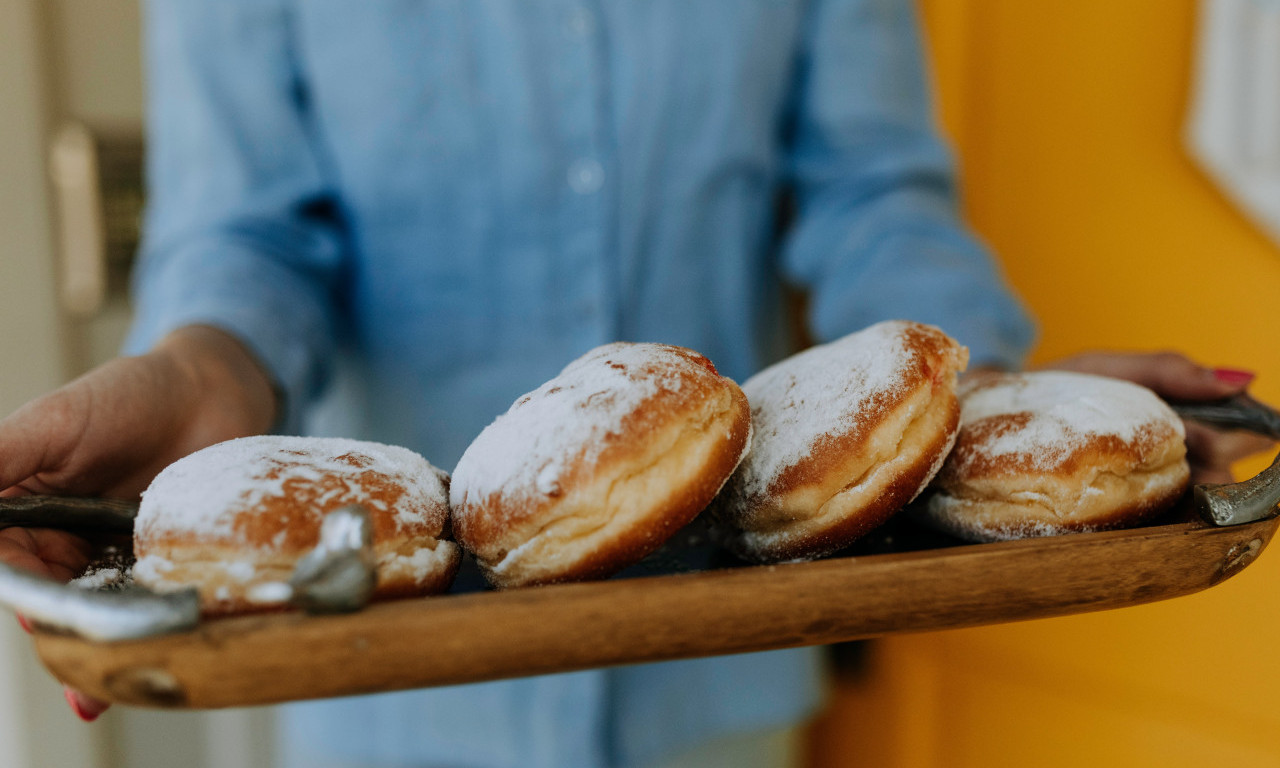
[32,516,1278,709]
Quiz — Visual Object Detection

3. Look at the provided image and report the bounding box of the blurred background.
[1,1,1278,766]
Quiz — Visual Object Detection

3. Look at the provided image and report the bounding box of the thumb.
[1048,352,1254,401]
[0,396,74,494]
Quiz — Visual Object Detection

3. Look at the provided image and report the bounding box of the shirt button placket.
[561,2,613,342]
[564,6,596,38]
[567,157,605,195]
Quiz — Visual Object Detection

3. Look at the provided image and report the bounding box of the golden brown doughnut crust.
[714,320,968,562]
[451,342,752,588]
[134,436,461,615]
[921,371,1190,542]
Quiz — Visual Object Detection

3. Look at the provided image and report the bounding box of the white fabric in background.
[1187,0,1280,246]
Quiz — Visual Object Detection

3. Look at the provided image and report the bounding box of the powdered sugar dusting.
[451,343,699,507]
[969,517,1097,542]
[70,566,132,591]
[137,436,449,544]
[246,581,292,605]
[377,541,461,585]
[955,371,1185,472]
[70,545,134,591]
[131,555,175,588]
[733,321,927,499]
[222,560,257,582]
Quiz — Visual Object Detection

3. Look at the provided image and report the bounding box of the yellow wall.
[934,0,1280,375]
[812,2,1280,766]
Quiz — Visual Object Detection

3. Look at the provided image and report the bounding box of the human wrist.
[152,325,279,436]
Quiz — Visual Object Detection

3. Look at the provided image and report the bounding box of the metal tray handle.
[0,505,374,641]
[1170,394,1280,526]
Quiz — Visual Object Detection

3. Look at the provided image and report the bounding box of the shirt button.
[567,158,605,194]
[565,7,596,38]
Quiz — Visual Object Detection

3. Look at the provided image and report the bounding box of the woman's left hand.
[1044,351,1275,484]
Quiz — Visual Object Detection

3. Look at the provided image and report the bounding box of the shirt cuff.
[125,240,334,434]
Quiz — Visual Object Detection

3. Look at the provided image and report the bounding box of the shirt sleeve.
[126,0,346,432]
[779,0,1036,369]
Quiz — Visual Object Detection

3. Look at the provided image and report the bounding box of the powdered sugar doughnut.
[451,342,752,589]
[134,436,460,615]
[714,320,969,562]
[921,371,1190,542]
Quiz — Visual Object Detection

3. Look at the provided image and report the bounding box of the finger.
[64,687,109,722]
[1,476,64,498]
[30,528,93,565]
[1217,431,1277,459]
[1108,353,1241,399]
[1184,422,1276,472]
[0,392,80,494]
[0,528,92,581]
[0,529,58,578]
[32,529,91,581]
[1189,466,1236,485]
[1184,422,1228,480]
[1050,352,1253,400]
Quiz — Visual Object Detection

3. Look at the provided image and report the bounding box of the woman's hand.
[1044,351,1275,484]
[0,325,277,501]
[0,325,277,720]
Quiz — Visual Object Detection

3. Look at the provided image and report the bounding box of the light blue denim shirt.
[128,1,1034,766]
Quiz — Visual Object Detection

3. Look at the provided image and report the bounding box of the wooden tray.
[30,512,1279,709]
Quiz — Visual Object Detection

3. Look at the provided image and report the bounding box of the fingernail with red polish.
[1213,368,1256,386]
[64,688,103,723]
[16,614,31,634]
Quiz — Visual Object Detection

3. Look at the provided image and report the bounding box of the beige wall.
[0,0,145,413]
[46,0,146,373]
[47,0,145,131]
[0,0,109,762]
[0,4,273,768]
[0,0,70,413]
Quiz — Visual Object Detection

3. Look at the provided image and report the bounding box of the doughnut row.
[132,321,1190,613]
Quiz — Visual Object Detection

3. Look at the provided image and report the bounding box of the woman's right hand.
[0,325,278,719]
[0,325,278,502]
